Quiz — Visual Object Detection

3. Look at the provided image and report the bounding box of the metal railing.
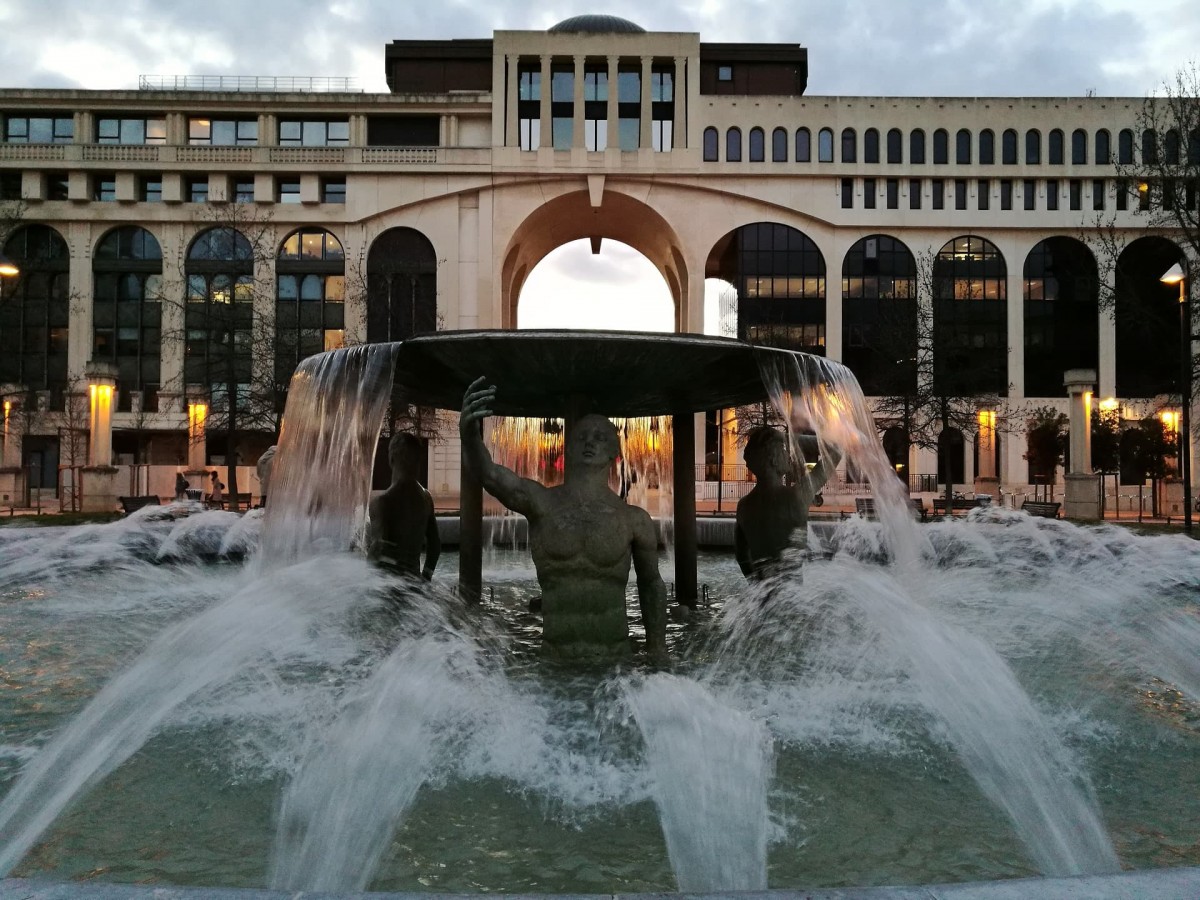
[139,75,360,93]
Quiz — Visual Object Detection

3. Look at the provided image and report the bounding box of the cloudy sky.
[1,0,1195,329]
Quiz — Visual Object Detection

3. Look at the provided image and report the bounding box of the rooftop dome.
[547,14,645,34]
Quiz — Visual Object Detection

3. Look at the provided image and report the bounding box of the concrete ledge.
[4,868,1200,900]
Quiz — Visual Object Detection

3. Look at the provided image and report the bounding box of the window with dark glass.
[1164,128,1181,165]
[1071,129,1087,164]
[818,127,833,162]
[1163,178,1176,211]
[1048,129,1064,164]
[1069,179,1082,210]
[726,127,742,162]
[841,234,917,395]
[864,128,879,163]
[1141,129,1157,164]
[1025,130,1041,164]
[1092,179,1105,210]
[188,118,258,146]
[0,224,70,403]
[0,172,20,200]
[3,115,73,143]
[97,117,166,145]
[1023,237,1099,397]
[550,66,574,150]
[933,235,1008,395]
[772,127,787,162]
[955,179,967,209]
[139,175,162,202]
[92,226,163,412]
[1024,179,1036,210]
[909,178,922,209]
[278,120,349,147]
[584,68,608,151]
[1095,129,1111,164]
[518,66,541,150]
[864,178,876,209]
[1138,180,1150,210]
[1118,129,1134,164]
[932,179,944,209]
[749,127,765,162]
[617,69,640,150]
[46,172,68,201]
[186,176,209,203]
[1002,129,1018,164]
[1047,179,1059,210]
[910,129,926,164]
[841,177,853,208]
[321,177,346,204]
[650,69,673,152]
[795,127,811,162]
[703,126,718,161]
[233,176,255,203]
[1116,178,1129,211]
[956,129,971,164]
[276,228,346,386]
[979,129,995,164]
[887,128,902,163]
[933,129,948,164]
[977,179,989,210]
[92,172,116,202]
[886,178,899,208]
[277,178,300,203]
[1001,179,1013,209]
[841,128,856,163]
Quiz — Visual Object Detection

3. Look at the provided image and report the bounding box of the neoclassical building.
[0,14,1192,504]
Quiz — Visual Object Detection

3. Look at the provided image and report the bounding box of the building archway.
[500,189,688,330]
[1022,236,1098,397]
[1115,236,1186,398]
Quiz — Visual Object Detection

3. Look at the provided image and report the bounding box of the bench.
[931,497,989,516]
[119,495,161,515]
[853,497,928,521]
[206,492,253,511]
[1021,500,1061,519]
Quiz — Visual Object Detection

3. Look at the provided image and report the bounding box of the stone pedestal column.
[974,407,999,500]
[185,385,209,489]
[81,362,120,512]
[1063,368,1100,520]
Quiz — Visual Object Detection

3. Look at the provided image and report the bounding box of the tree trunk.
[225,344,239,512]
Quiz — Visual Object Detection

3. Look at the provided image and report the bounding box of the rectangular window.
[584,68,608,151]
[139,175,162,202]
[1023,179,1036,210]
[92,172,116,201]
[1138,181,1150,211]
[1092,179,1105,211]
[955,179,967,210]
[186,177,208,203]
[1116,178,1128,211]
[863,178,876,209]
[651,69,673,152]
[717,65,733,82]
[277,178,301,203]
[188,118,258,146]
[518,67,541,151]
[233,176,255,203]
[321,177,346,203]
[1046,179,1058,211]
[3,115,73,143]
[551,67,574,150]
[886,178,899,209]
[617,69,640,151]
[1000,179,1013,210]
[932,179,944,210]
[841,177,853,209]
[1069,179,1082,211]
[909,178,921,209]
[977,179,990,210]
[0,172,20,200]
[47,172,68,200]
[278,120,349,147]
[97,117,166,145]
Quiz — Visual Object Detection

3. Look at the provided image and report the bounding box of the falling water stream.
[0,343,1196,892]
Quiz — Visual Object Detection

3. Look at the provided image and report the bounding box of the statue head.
[388,432,423,480]
[743,426,789,481]
[566,414,620,472]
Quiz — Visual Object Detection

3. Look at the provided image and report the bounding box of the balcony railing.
[138,75,360,93]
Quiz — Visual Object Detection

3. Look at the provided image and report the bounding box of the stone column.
[639,57,653,150]
[606,56,619,153]
[538,55,552,149]
[974,406,999,500]
[81,361,120,512]
[1063,368,1100,520]
[185,385,209,486]
[672,56,687,149]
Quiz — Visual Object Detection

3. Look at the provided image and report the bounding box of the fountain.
[0,331,1198,897]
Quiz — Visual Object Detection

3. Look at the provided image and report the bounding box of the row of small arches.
[702,125,1200,166]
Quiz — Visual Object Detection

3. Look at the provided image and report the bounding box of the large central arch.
[500,188,689,330]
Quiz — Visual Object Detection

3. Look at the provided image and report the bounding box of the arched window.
[0,225,70,404]
[276,228,346,387]
[841,234,918,395]
[938,428,966,487]
[771,127,787,162]
[1189,128,1200,165]
[841,127,857,163]
[1002,129,1018,164]
[1048,129,1064,164]
[93,226,163,412]
[366,227,438,345]
[706,222,826,353]
[185,227,256,420]
[1164,128,1181,165]
[1114,236,1187,398]
[979,129,995,164]
[795,127,811,162]
[1025,129,1041,164]
[748,127,765,162]
[702,126,718,161]
[910,129,926,164]
[818,127,834,162]
[933,128,949,164]
[864,128,880,163]
[726,127,742,162]
[886,128,902,163]
[1023,237,1099,397]
[1142,129,1158,164]
[1118,128,1134,164]
[882,427,910,476]
[1071,129,1088,165]
[956,129,971,164]
[1095,129,1111,165]
[933,235,1008,395]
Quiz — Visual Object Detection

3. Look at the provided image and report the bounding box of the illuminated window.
[188,118,258,145]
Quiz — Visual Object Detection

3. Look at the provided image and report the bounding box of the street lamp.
[1160,262,1190,533]
[0,253,18,278]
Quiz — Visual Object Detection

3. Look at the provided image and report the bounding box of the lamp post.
[0,252,18,277]
[1161,262,1190,533]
